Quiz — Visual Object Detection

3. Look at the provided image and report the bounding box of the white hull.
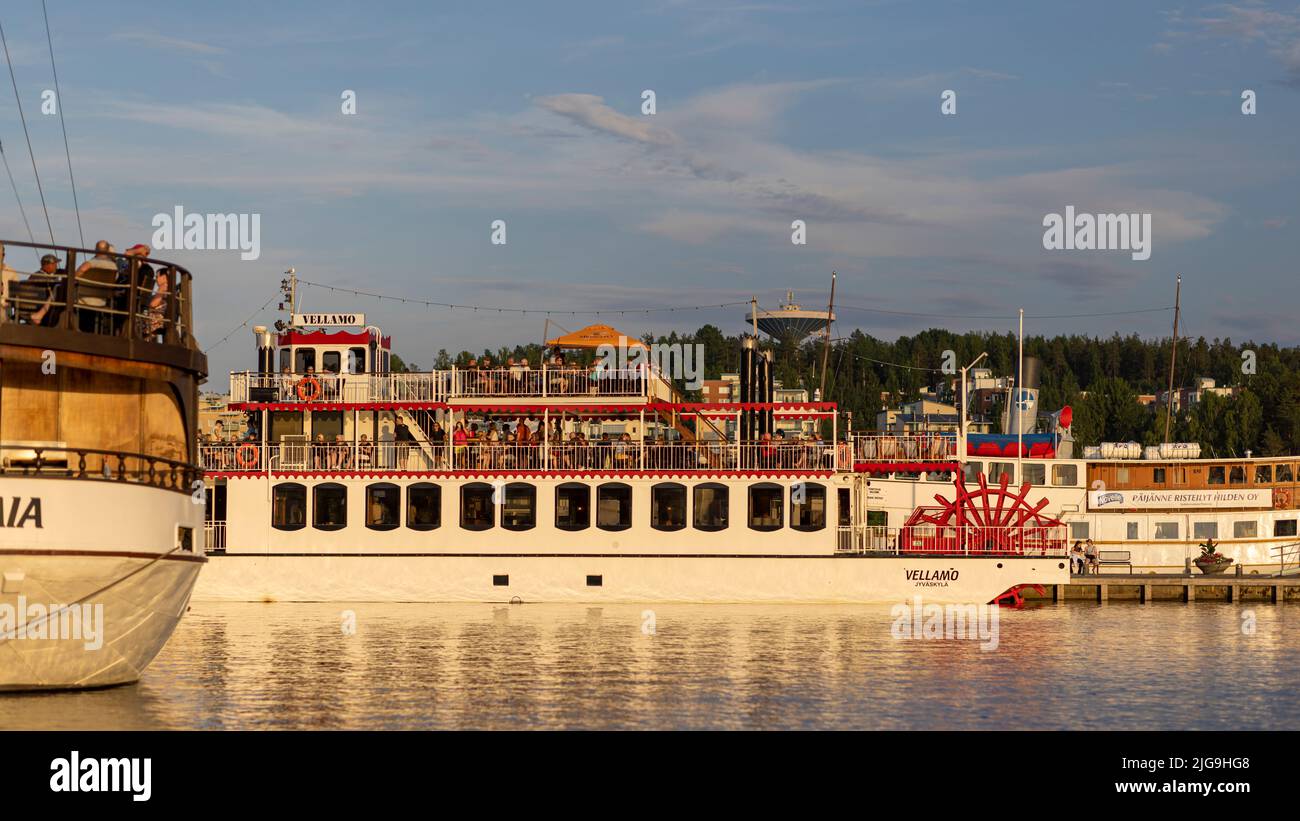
[0,554,202,690]
[194,553,1066,604]
[0,479,206,690]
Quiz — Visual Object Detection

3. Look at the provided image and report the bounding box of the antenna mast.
[818,271,836,399]
[1163,274,1181,444]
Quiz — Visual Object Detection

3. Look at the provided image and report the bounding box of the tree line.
[398,327,1300,457]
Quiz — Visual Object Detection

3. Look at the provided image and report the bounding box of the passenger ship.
[196,313,1070,605]
[0,240,206,690]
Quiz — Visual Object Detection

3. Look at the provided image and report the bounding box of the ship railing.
[451,365,649,398]
[898,524,1069,556]
[836,526,896,553]
[851,433,957,462]
[229,372,451,404]
[0,240,195,349]
[204,521,227,553]
[0,441,201,493]
[199,440,839,473]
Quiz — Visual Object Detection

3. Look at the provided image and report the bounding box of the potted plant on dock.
[1194,539,1234,575]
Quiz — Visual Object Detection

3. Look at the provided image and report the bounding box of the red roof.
[278,329,391,349]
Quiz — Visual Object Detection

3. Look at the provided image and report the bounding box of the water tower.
[745,291,833,344]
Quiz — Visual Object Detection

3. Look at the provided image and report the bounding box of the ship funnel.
[1002,356,1042,435]
[253,325,275,374]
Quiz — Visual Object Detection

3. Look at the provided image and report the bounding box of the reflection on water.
[3,602,1298,730]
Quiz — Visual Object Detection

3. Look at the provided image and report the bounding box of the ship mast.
[818,271,836,400]
[1163,274,1181,444]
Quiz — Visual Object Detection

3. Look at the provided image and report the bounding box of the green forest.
[406,326,1300,458]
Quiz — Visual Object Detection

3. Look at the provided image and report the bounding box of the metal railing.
[200,440,840,473]
[837,524,1068,556]
[1,442,201,494]
[851,433,957,462]
[229,365,657,404]
[0,240,195,349]
[205,521,227,553]
[1271,541,1300,576]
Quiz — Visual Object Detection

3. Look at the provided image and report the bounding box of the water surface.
[3,601,1296,730]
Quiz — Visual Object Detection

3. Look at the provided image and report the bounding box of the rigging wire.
[204,293,280,352]
[0,140,36,251]
[0,16,55,243]
[41,0,82,246]
[295,278,753,316]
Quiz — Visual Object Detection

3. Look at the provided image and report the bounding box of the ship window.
[650,483,686,532]
[1193,522,1218,540]
[837,488,851,527]
[312,410,344,441]
[1255,465,1272,484]
[963,462,983,483]
[279,348,290,372]
[1229,465,1246,485]
[1051,464,1077,486]
[271,483,306,531]
[1127,521,1139,540]
[1069,522,1089,540]
[313,483,347,531]
[502,483,535,531]
[1023,464,1046,485]
[694,483,729,531]
[1116,468,1130,485]
[1153,467,1167,484]
[1277,464,1294,483]
[349,347,367,374]
[1275,519,1298,538]
[1154,521,1179,540]
[1208,466,1226,485]
[295,348,316,373]
[1234,521,1258,538]
[555,483,590,531]
[322,351,342,374]
[269,411,304,441]
[365,483,400,530]
[791,482,826,532]
[596,483,632,531]
[407,483,440,530]
[989,462,1014,484]
[1172,467,1188,485]
[748,483,783,531]
[461,483,495,531]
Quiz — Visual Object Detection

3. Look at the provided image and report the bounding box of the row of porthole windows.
[270,481,828,533]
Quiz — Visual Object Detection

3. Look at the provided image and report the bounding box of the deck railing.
[229,365,660,404]
[0,240,195,349]
[1,442,201,494]
[851,433,957,463]
[200,440,839,473]
[837,524,1068,556]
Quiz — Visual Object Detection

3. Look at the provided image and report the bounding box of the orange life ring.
[1275,487,1293,510]
[296,376,322,402]
[235,443,260,469]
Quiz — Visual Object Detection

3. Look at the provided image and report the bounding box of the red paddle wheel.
[899,472,1066,556]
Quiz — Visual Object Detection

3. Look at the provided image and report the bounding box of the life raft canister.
[296,375,322,402]
[235,443,260,469]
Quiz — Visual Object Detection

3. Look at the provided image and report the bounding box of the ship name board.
[293,313,364,327]
[1088,489,1270,510]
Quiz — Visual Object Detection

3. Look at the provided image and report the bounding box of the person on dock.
[1085,539,1099,574]
[1071,541,1085,574]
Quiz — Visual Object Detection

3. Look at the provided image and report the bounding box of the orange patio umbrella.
[545,323,648,350]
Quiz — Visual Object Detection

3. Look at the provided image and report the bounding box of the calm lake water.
[4,601,1298,730]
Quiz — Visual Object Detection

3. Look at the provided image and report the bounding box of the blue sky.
[0,0,1296,387]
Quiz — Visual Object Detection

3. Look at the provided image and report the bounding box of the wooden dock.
[1026,573,1300,603]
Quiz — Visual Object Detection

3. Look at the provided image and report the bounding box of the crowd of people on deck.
[199,412,835,473]
[0,241,176,339]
